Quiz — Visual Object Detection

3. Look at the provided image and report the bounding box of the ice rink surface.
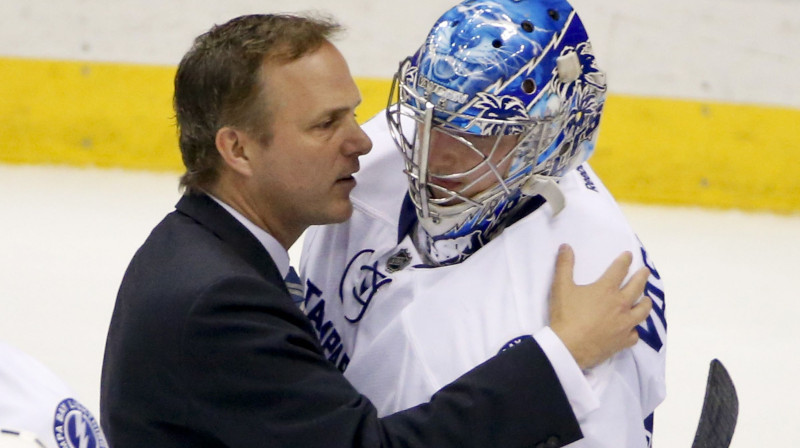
[1,163,798,447]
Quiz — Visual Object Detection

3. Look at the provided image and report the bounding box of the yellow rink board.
[1,57,798,213]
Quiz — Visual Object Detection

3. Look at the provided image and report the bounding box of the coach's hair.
[174,14,342,193]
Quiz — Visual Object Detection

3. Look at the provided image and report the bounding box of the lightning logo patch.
[52,398,108,448]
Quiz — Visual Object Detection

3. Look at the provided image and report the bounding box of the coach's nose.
[343,117,372,157]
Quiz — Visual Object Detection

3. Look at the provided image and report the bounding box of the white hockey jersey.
[300,113,667,447]
[0,341,108,448]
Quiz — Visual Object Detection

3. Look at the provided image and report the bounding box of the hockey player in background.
[0,341,108,448]
[299,0,667,446]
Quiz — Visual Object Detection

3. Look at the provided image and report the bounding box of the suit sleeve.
[180,274,582,448]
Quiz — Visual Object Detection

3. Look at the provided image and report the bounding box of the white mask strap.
[521,176,566,215]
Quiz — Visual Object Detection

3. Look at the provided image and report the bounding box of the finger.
[595,251,633,288]
[629,296,653,326]
[621,266,651,305]
[626,327,641,348]
[551,244,575,293]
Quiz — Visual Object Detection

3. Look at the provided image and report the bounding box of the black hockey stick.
[691,359,739,448]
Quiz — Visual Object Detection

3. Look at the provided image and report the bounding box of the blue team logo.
[339,249,392,322]
[52,398,108,448]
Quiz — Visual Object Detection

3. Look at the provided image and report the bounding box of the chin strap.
[521,176,566,215]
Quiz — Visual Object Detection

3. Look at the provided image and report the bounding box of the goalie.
[300,0,667,446]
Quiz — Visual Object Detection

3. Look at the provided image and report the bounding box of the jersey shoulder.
[349,111,409,225]
[0,342,108,448]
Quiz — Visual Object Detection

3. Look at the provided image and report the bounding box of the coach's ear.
[215,126,253,177]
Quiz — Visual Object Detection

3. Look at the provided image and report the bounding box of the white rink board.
[1,164,798,447]
[0,0,799,108]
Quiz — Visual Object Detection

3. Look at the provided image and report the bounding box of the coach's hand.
[548,244,652,370]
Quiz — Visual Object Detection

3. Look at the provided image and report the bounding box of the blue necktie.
[284,266,305,310]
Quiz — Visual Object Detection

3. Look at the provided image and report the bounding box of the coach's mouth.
[335,170,358,185]
[338,164,360,181]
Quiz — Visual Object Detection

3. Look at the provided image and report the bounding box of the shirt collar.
[208,194,290,278]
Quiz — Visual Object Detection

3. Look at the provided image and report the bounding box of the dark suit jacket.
[100,192,582,448]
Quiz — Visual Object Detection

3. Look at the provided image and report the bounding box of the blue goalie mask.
[387,0,607,265]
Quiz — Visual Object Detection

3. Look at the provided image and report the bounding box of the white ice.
[1,163,797,447]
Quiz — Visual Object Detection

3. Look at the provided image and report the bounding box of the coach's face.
[218,41,372,248]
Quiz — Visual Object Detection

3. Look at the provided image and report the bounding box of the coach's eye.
[316,118,336,129]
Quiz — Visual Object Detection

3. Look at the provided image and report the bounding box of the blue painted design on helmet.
[387,0,607,265]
